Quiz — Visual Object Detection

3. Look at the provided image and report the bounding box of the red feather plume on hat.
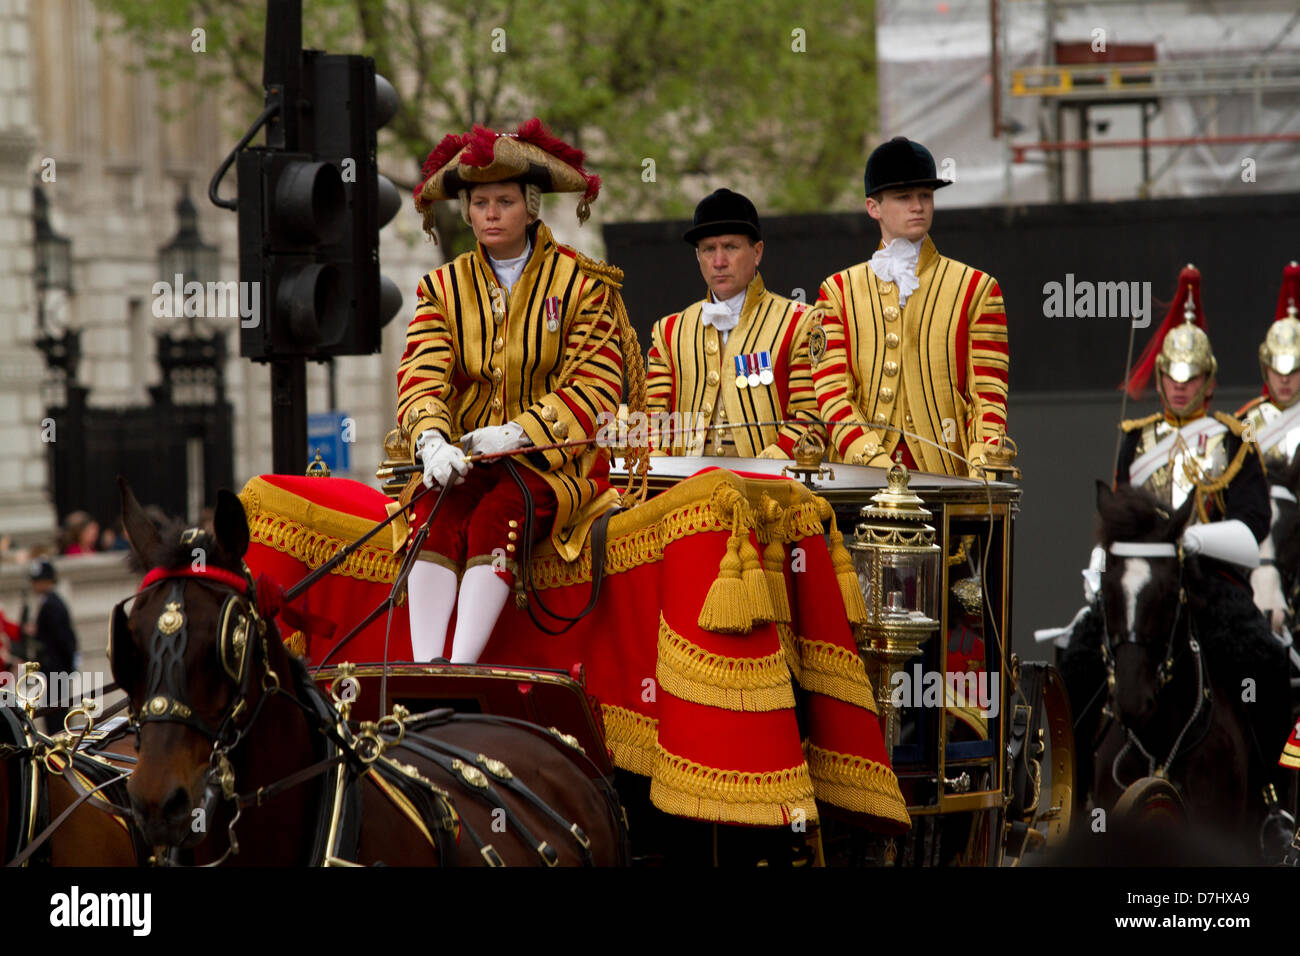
[1122,264,1207,399]
[414,118,601,204]
[1275,261,1300,320]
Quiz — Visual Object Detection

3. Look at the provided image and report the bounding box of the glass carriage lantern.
[849,462,942,752]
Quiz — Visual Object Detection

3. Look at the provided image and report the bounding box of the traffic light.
[238,52,402,360]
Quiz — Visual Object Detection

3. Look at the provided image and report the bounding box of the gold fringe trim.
[600,703,658,776]
[762,540,792,624]
[796,637,877,713]
[698,500,757,634]
[776,622,802,684]
[820,502,868,625]
[239,478,403,585]
[648,745,819,827]
[805,743,911,826]
[656,615,796,712]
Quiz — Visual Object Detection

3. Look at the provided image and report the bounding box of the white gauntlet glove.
[416,430,469,488]
[461,422,530,457]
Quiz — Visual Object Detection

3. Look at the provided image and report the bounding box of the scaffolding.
[992,0,1300,201]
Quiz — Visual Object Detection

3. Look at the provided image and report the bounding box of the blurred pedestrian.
[24,559,78,732]
[59,511,100,556]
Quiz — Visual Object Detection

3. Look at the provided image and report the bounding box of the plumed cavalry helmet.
[1260,261,1300,393]
[1157,298,1217,384]
[1124,264,1215,415]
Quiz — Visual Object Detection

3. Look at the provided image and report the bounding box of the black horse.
[1086,481,1291,860]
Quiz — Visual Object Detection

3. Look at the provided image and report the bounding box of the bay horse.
[1091,481,1289,860]
[1,700,141,866]
[113,478,628,866]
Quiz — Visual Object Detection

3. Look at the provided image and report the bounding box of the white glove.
[1181,519,1260,569]
[1082,545,1106,603]
[416,430,469,488]
[461,422,529,457]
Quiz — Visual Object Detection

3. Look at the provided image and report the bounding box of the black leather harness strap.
[6,770,132,868]
[505,458,614,635]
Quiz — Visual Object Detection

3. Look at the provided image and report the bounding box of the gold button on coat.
[553,420,569,438]
[883,306,900,321]
[701,403,712,415]
[883,361,899,377]
[865,441,879,457]
[885,332,900,348]
[705,340,718,355]
[491,398,502,411]
[541,405,557,422]
[492,367,503,383]
[873,412,887,427]
[879,282,894,295]
[706,370,720,386]
[494,336,505,351]
[879,386,894,403]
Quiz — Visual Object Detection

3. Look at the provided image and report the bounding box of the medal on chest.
[544,296,561,333]
[734,355,749,389]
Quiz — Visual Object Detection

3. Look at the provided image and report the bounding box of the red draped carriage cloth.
[239,469,910,833]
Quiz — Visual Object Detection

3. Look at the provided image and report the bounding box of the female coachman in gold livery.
[396,119,646,664]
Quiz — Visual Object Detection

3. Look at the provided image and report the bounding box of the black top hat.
[864,137,952,197]
[28,558,55,582]
[682,188,762,245]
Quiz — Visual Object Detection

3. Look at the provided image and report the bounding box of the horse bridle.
[110,561,287,864]
[1098,541,1189,692]
[1099,540,1211,780]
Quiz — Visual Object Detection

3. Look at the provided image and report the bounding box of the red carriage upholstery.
[239,469,910,834]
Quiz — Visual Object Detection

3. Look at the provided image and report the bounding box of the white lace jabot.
[869,237,923,307]
[700,289,746,344]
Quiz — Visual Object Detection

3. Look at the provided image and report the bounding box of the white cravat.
[869,237,923,308]
[488,240,532,296]
[700,289,746,345]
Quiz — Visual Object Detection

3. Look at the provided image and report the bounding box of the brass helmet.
[1156,293,1217,384]
[1260,303,1300,378]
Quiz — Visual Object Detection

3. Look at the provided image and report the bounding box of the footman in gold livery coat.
[809,137,1008,475]
[645,189,824,458]
[398,119,641,665]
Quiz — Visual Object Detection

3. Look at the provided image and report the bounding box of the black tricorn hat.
[864,137,952,197]
[683,188,762,245]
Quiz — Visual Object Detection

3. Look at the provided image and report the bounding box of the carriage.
[3,442,1078,867]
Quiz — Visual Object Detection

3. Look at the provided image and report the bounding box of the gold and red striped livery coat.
[646,274,825,457]
[397,221,623,561]
[809,237,1009,475]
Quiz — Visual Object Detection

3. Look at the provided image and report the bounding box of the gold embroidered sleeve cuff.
[404,400,454,459]
[520,398,585,469]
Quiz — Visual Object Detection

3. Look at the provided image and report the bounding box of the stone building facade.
[0,0,440,547]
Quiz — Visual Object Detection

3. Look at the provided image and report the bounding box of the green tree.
[94,0,876,252]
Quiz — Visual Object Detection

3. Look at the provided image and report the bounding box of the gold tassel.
[762,539,792,623]
[741,528,774,624]
[826,513,868,625]
[697,504,755,634]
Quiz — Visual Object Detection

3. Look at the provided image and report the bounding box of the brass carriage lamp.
[158,186,220,336]
[849,462,942,752]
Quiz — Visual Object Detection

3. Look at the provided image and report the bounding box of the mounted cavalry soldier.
[645,188,824,457]
[1060,264,1291,846]
[807,137,1009,476]
[1237,262,1300,630]
[398,119,640,665]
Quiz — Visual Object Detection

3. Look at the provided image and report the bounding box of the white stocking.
[407,560,459,661]
[449,564,511,664]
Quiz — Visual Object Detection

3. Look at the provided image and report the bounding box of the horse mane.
[1096,483,1177,546]
[126,519,233,576]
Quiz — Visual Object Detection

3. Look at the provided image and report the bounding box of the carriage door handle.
[943,771,972,794]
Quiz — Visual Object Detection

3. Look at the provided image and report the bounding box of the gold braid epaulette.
[1120,412,1163,432]
[1212,410,1247,435]
[575,252,624,290]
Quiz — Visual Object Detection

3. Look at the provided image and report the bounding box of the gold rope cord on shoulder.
[1175,430,1252,524]
[573,253,649,508]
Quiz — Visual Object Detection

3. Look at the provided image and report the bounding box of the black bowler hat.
[864,137,952,197]
[28,558,55,582]
[682,188,761,245]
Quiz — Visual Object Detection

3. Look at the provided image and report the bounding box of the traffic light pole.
[271,357,307,474]
[266,0,305,475]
